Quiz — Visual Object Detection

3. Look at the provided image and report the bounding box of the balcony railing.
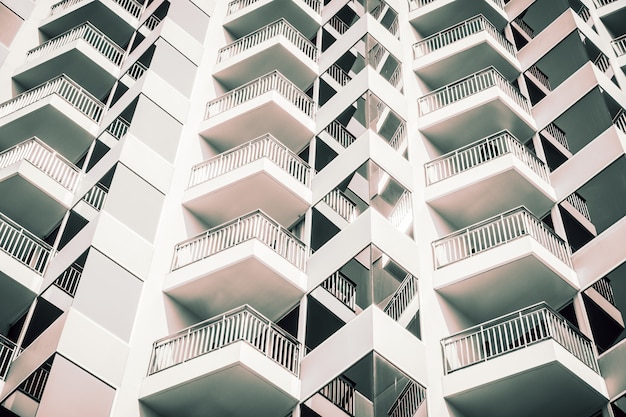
[576,4,591,23]
[319,376,355,416]
[591,277,616,306]
[18,364,51,402]
[388,122,406,152]
[105,117,130,140]
[418,67,531,115]
[227,0,322,15]
[50,0,143,18]
[321,271,357,311]
[413,15,515,59]
[442,303,600,374]
[593,53,611,75]
[541,123,569,150]
[217,19,317,63]
[82,183,108,210]
[410,0,505,10]
[0,75,105,123]
[0,213,52,274]
[612,34,626,57]
[526,65,551,91]
[188,134,311,188]
[564,192,592,222]
[26,22,124,66]
[328,15,349,35]
[126,61,147,80]
[0,138,81,191]
[388,190,412,229]
[513,17,535,39]
[148,305,301,375]
[323,121,356,149]
[53,263,82,296]
[322,189,358,222]
[143,14,161,31]
[432,207,572,268]
[383,274,418,321]
[387,380,427,417]
[613,109,626,133]
[326,64,351,87]
[0,335,16,380]
[593,0,618,6]
[172,210,308,271]
[205,71,315,120]
[425,131,549,185]
[389,65,402,89]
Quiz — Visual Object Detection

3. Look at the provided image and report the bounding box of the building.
[0,0,624,416]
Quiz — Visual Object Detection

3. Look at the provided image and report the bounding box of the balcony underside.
[419,95,535,153]
[13,46,118,99]
[199,98,314,153]
[0,166,70,237]
[0,269,39,331]
[140,342,299,417]
[426,158,554,229]
[183,164,310,227]
[164,241,306,322]
[597,1,626,36]
[444,341,607,417]
[213,41,317,91]
[0,100,95,162]
[409,0,507,36]
[224,0,320,38]
[39,0,135,46]
[435,238,577,324]
[414,38,519,90]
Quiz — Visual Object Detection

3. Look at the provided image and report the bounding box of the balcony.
[432,207,577,323]
[594,0,626,37]
[14,22,124,99]
[41,0,141,46]
[0,335,16,381]
[200,71,315,152]
[442,303,607,417]
[417,67,535,151]
[425,131,554,228]
[140,306,300,417]
[0,75,104,162]
[184,134,311,227]
[224,0,321,39]
[408,0,508,37]
[0,138,80,237]
[214,19,317,90]
[164,211,307,322]
[413,15,519,89]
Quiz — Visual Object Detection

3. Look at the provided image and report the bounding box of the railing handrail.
[319,375,356,415]
[227,0,321,14]
[26,21,125,66]
[53,263,83,296]
[442,302,599,373]
[425,130,549,184]
[18,364,51,401]
[0,335,16,380]
[205,70,315,119]
[513,17,535,39]
[82,183,108,211]
[326,64,352,87]
[105,117,131,140]
[322,188,358,222]
[0,212,52,274]
[413,15,515,59]
[418,67,531,115]
[149,304,300,375]
[0,137,81,191]
[593,0,618,6]
[541,123,569,150]
[323,121,357,148]
[172,210,308,271]
[328,15,349,35]
[526,64,551,91]
[564,192,592,222]
[411,0,504,10]
[126,61,148,80]
[321,270,357,311]
[387,380,427,417]
[188,133,311,188]
[383,274,418,321]
[50,0,142,18]
[613,108,626,133]
[590,277,615,305]
[217,18,317,63]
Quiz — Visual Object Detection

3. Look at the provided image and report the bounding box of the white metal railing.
[18,364,50,402]
[0,75,104,123]
[432,207,572,268]
[591,277,615,305]
[50,0,142,17]
[411,0,504,9]
[321,271,357,311]
[388,190,412,229]
[328,15,349,35]
[387,380,427,417]
[389,65,402,88]
[227,0,321,14]
[513,17,534,39]
[613,109,626,133]
[148,305,301,375]
[0,335,16,380]
[144,14,161,31]
[205,71,315,119]
[323,121,356,148]
[564,192,592,222]
[126,61,148,80]
[413,15,515,59]
[576,4,591,22]
[0,138,81,191]
[593,53,611,74]
[327,64,351,87]
[526,65,551,90]
[383,274,418,321]
[188,134,311,188]
[425,131,549,185]
[53,263,82,296]
[442,303,600,374]
[541,123,569,150]
[319,375,355,416]
[322,189,358,222]
[0,213,52,274]
[172,210,308,271]
[217,19,317,63]
[612,34,626,57]
[82,183,108,210]
[593,0,618,6]
[105,117,130,140]
[418,67,531,115]
[388,15,399,37]
[369,43,387,70]
[388,122,406,152]
[26,22,124,66]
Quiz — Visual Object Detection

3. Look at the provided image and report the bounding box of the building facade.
[0,0,624,416]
